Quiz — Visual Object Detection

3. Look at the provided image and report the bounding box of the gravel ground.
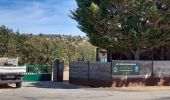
[0,81,170,100]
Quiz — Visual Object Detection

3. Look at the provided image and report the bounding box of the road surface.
[0,81,170,100]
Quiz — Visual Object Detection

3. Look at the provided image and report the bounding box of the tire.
[16,82,22,88]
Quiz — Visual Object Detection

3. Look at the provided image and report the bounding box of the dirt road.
[0,81,170,100]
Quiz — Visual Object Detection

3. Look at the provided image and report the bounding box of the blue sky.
[0,0,85,36]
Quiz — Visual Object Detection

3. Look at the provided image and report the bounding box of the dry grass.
[120,86,170,91]
[63,71,170,91]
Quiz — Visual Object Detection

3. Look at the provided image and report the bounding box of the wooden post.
[151,50,154,77]
[87,60,90,86]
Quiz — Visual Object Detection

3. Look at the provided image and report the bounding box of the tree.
[71,0,170,60]
[76,41,96,61]
[0,25,18,57]
[0,25,96,65]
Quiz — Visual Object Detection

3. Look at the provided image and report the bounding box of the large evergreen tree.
[71,0,170,60]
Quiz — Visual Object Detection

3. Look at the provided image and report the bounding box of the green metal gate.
[23,65,52,81]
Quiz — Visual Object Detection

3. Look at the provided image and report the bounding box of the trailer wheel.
[16,82,22,88]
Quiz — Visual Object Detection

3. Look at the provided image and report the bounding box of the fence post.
[110,61,112,86]
[57,60,64,82]
[87,60,90,86]
[52,60,58,82]
[151,51,154,77]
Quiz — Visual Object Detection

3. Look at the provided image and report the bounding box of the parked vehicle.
[0,58,26,88]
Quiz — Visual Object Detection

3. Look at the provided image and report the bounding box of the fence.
[153,61,170,77]
[69,60,170,87]
[69,61,111,87]
[23,65,52,81]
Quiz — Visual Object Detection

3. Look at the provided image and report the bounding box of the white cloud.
[0,0,85,36]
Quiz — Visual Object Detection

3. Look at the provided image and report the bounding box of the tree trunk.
[160,46,165,60]
[130,48,140,60]
[126,52,133,60]
[134,49,140,60]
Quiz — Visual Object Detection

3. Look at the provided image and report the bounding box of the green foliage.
[0,25,17,57]
[0,25,96,66]
[71,0,170,60]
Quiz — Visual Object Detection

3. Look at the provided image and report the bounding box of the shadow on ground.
[24,81,89,89]
[24,81,149,92]
[0,84,17,89]
[23,81,146,93]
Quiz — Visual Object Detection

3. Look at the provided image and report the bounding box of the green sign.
[112,61,139,75]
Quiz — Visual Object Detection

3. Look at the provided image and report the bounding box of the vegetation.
[71,0,170,60]
[0,25,96,66]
